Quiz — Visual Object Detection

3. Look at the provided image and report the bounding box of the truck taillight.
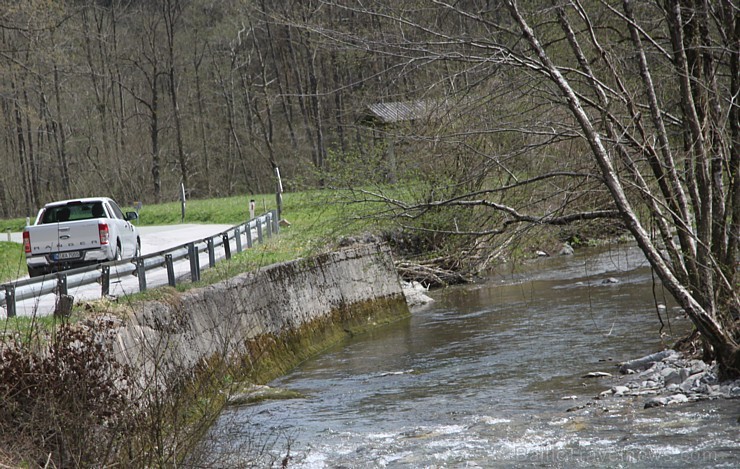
[23,231,31,254]
[98,223,110,245]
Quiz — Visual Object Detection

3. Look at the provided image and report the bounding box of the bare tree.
[316,0,739,376]
[162,0,189,190]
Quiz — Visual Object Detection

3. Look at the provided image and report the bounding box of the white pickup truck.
[23,197,141,277]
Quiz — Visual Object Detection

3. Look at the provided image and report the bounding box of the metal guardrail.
[1,211,279,318]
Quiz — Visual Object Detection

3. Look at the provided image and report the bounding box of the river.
[196,244,739,467]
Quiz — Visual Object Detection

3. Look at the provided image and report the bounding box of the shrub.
[0,321,137,467]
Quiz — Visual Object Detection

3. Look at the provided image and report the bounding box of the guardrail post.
[272,209,280,234]
[57,274,68,297]
[4,285,15,318]
[136,258,147,292]
[188,243,200,282]
[165,254,176,287]
[101,265,110,296]
[222,233,231,260]
[246,222,253,248]
[54,274,72,318]
[256,218,263,244]
[234,227,242,253]
[207,238,216,268]
[266,213,273,238]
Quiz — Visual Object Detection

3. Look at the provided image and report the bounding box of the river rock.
[402,281,434,308]
[601,349,740,409]
[662,370,681,386]
[601,277,619,284]
[228,384,305,406]
[611,386,630,396]
[619,350,678,374]
[644,397,668,408]
[666,394,689,405]
[559,243,574,256]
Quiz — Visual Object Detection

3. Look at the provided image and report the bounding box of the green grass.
[141,189,385,293]
[0,217,27,233]
[0,242,25,283]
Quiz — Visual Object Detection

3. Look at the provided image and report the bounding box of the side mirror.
[125,211,139,221]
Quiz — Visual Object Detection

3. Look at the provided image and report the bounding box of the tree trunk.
[506,0,740,377]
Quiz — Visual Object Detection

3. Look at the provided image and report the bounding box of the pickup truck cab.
[23,197,140,277]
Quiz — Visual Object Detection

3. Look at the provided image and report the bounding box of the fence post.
[136,258,147,292]
[256,218,263,244]
[207,238,216,268]
[234,227,242,253]
[165,254,176,287]
[188,243,200,282]
[222,233,231,260]
[101,265,110,296]
[4,284,15,318]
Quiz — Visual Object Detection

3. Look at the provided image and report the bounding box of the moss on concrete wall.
[113,243,410,393]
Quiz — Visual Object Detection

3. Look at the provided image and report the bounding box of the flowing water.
[198,244,739,467]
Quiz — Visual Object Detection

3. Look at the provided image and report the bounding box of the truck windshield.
[40,202,105,224]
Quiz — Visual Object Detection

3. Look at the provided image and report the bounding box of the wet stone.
[611,386,630,396]
[666,394,688,405]
[644,397,668,408]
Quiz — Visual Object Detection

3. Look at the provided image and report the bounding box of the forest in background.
[1,0,445,217]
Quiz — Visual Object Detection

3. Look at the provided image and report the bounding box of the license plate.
[51,251,81,261]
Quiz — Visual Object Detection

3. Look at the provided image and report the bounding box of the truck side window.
[109,202,125,220]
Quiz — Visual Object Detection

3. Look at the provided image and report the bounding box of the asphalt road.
[2,224,236,318]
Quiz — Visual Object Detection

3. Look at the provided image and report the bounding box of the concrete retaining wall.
[112,243,410,389]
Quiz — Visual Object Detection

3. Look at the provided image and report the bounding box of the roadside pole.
[180,183,186,223]
[275,166,283,220]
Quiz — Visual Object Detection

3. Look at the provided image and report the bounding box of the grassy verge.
[0,242,25,284]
